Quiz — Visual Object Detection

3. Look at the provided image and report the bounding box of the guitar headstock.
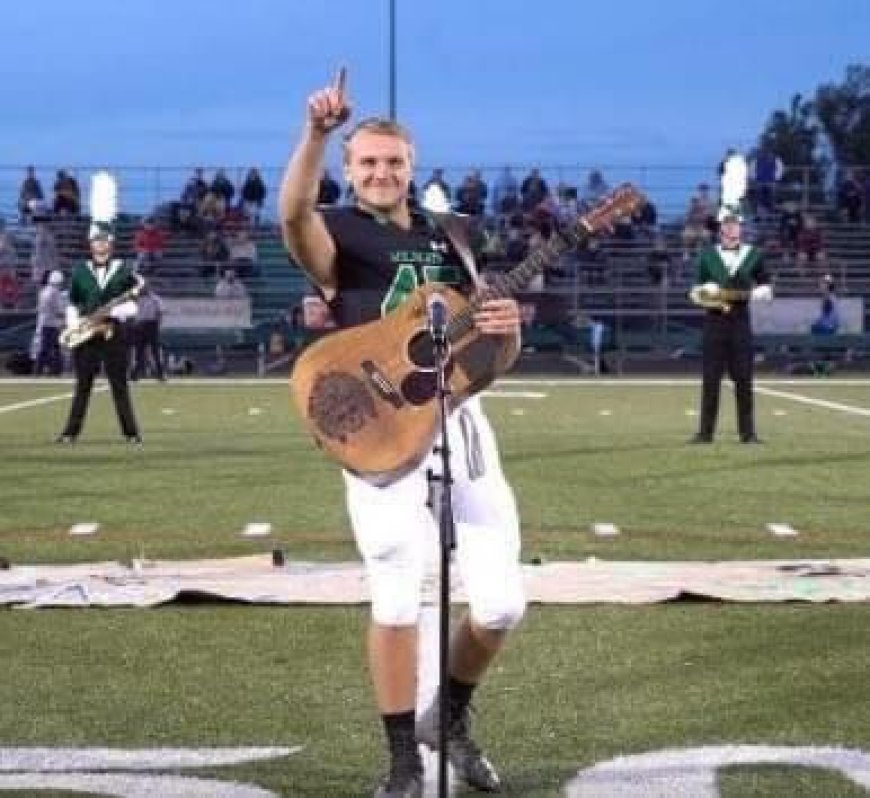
[580,184,646,235]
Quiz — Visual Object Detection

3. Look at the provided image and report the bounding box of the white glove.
[65,305,80,328]
[751,284,773,302]
[701,282,720,297]
[109,300,138,321]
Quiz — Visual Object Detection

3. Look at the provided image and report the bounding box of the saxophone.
[61,274,145,348]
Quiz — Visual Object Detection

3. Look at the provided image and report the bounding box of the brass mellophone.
[689,285,751,313]
[60,276,144,348]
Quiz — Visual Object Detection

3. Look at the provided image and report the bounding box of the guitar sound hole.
[308,371,376,443]
[401,371,437,405]
[407,330,437,369]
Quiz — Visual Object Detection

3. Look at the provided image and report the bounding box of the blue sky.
[2,0,867,182]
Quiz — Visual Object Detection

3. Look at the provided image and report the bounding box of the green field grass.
[2,376,870,796]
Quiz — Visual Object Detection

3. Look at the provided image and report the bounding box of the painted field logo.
[0,746,301,797]
[566,745,870,797]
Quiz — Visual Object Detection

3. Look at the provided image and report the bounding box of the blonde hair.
[342,117,415,164]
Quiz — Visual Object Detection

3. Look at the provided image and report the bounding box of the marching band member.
[56,172,142,444]
[690,198,772,444]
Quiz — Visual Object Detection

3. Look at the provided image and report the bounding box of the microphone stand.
[426,317,455,798]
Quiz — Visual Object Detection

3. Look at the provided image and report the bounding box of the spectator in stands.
[227,228,258,278]
[131,285,166,381]
[200,229,230,278]
[634,199,658,239]
[199,189,227,229]
[778,200,804,261]
[520,167,549,212]
[837,169,863,224]
[210,169,236,208]
[504,216,529,265]
[52,169,81,216]
[34,269,67,375]
[214,268,248,299]
[580,169,609,208]
[748,143,784,219]
[0,220,19,273]
[681,183,715,261]
[455,169,488,216]
[795,213,827,274]
[422,168,452,204]
[240,167,267,226]
[317,168,342,206]
[492,166,519,215]
[18,166,46,224]
[555,184,580,227]
[181,167,208,207]
[0,267,22,309]
[811,274,839,336]
[30,221,60,287]
[133,217,167,274]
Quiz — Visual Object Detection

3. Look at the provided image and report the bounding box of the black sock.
[447,675,477,719]
[382,710,420,765]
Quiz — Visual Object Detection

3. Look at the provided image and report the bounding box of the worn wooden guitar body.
[291,282,518,484]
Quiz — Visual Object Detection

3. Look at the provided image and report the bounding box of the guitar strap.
[427,211,485,290]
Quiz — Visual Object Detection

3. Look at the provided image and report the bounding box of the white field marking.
[754,385,870,418]
[0,385,109,415]
[767,523,799,538]
[599,409,612,416]
[773,409,787,416]
[241,522,271,538]
[69,523,99,537]
[685,408,698,416]
[592,522,620,538]
[0,746,300,798]
[247,407,263,416]
[510,408,526,416]
[161,407,176,415]
[566,744,870,797]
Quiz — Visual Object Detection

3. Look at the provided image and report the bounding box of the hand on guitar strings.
[306,66,352,134]
[473,297,521,336]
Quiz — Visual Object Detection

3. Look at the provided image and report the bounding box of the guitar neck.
[446,220,588,341]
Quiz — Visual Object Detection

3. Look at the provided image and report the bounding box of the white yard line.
[0,391,74,415]
[755,385,870,418]
[0,386,109,415]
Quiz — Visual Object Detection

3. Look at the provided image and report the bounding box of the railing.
[1,162,860,226]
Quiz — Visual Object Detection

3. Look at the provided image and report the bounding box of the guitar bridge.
[361,360,404,408]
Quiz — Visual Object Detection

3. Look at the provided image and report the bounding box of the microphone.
[426,292,449,346]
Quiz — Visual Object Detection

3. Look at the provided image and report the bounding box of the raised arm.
[278,67,352,299]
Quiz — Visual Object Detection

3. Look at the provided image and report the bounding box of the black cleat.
[125,434,143,445]
[373,758,423,798]
[55,434,76,444]
[689,433,713,444]
[740,434,763,444]
[417,700,501,793]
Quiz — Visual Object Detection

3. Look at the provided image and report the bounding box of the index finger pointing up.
[334,66,347,97]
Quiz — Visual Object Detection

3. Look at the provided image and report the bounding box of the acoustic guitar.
[291,184,645,483]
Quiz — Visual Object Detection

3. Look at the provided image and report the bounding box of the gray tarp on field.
[3,556,870,608]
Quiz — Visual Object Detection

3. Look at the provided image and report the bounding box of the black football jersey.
[321,206,470,328]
